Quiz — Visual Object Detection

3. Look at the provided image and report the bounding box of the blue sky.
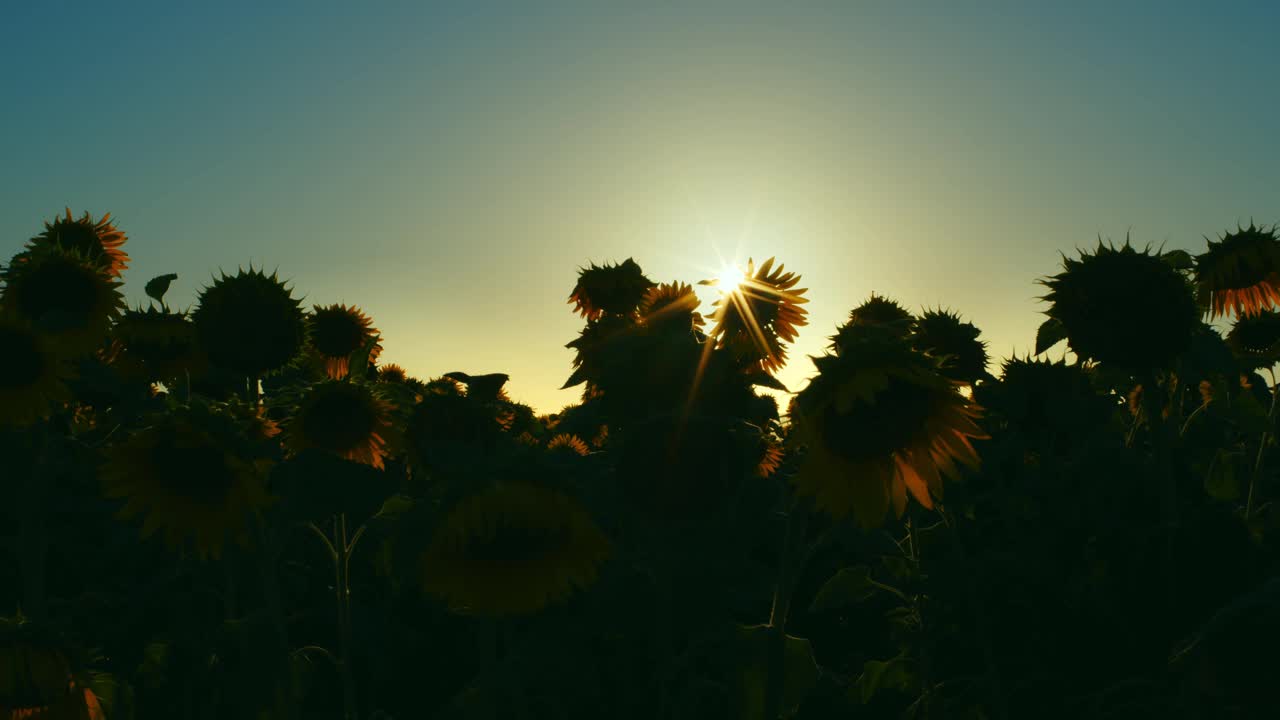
[4,1,1278,411]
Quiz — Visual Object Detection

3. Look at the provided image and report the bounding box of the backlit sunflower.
[1195,223,1280,319]
[100,404,273,559]
[377,363,409,384]
[191,268,305,379]
[1227,309,1280,368]
[0,617,104,720]
[830,294,914,352]
[285,380,392,470]
[21,208,128,278]
[1,248,123,356]
[307,304,382,379]
[567,258,655,320]
[547,433,590,457]
[639,282,705,332]
[420,483,610,617]
[707,258,808,373]
[911,308,989,384]
[0,313,72,427]
[112,307,199,382]
[792,333,986,527]
[1040,241,1199,370]
[977,356,1113,452]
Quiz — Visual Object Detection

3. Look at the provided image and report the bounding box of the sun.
[714,264,746,293]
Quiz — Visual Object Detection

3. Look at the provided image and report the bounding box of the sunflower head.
[546,433,590,458]
[830,294,914,352]
[1195,223,1280,319]
[639,282,705,333]
[792,332,986,527]
[0,615,104,720]
[101,402,272,559]
[377,363,409,384]
[1040,240,1199,370]
[2,247,124,356]
[1226,309,1280,369]
[405,390,505,475]
[0,312,73,427]
[286,380,392,470]
[21,208,129,278]
[420,483,610,617]
[707,257,808,373]
[191,268,305,378]
[568,258,655,320]
[911,308,989,384]
[113,306,199,382]
[307,304,382,379]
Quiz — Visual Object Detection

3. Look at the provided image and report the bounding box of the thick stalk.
[258,523,298,720]
[334,514,359,720]
[762,498,810,719]
[1140,373,1177,640]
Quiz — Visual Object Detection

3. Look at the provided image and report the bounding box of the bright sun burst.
[714,265,746,293]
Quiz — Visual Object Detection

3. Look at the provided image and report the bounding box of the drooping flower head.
[0,615,105,720]
[792,331,986,527]
[285,380,393,470]
[830,293,914,352]
[113,306,199,383]
[639,282,705,333]
[911,308,989,384]
[1227,309,1280,369]
[2,247,124,356]
[420,483,610,617]
[191,268,305,378]
[100,402,273,559]
[0,312,73,427]
[22,208,129,278]
[1040,241,1199,370]
[568,258,655,320]
[546,433,590,458]
[706,257,808,373]
[1195,223,1280,319]
[307,304,382,379]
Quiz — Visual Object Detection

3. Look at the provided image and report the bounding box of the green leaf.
[1035,317,1068,355]
[1162,249,1194,270]
[347,334,380,379]
[852,654,915,704]
[734,624,821,719]
[809,566,878,612]
[1205,452,1243,501]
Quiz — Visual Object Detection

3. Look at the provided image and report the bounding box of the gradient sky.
[4,1,1279,412]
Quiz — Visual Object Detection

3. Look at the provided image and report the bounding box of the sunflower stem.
[1245,368,1279,521]
[763,496,810,720]
[17,424,50,622]
[1140,372,1178,642]
[333,513,360,720]
[257,520,298,720]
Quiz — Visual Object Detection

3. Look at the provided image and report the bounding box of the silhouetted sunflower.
[22,208,128,278]
[377,363,409,384]
[191,268,305,378]
[113,307,199,382]
[1040,241,1198,370]
[707,257,808,373]
[639,282,705,332]
[1195,223,1280,319]
[979,356,1112,443]
[911,308,989,384]
[547,433,590,457]
[1227,309,1280,368]
[286,380,392,470]
[101,405,271,559]
[756,441,785,478]
[421,483,610,616]
[0,313,72,427]
[0,617,104,720]
[1,248,123,355]
[568,258,655,320]
[307,304,382,379]
[792,335,986,527]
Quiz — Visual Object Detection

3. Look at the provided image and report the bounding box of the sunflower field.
[2,210,1279,719]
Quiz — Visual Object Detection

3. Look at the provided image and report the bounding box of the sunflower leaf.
[850,654,915,705]
[809,566,879,612]
[1034,317,1068,355]
[347,334,379,379]
[1162,249,1194,270]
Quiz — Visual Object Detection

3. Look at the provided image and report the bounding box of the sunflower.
[285,380,392,470]
[21,208,128,278]
[1195,223,1280,319]
[0,617,104,720]
[1040,241,1199,370]
[1,248,123,356]
[404,390,505,474]
[1227,309,1280,368]
[420,483,610,617]
[0,313,72,427]
[191,268,305,379]
[112,306,199,382]
[911,308,989,384]
[100,404,272,559]
[567,258,655,320]
[547,433,590,457]
[792,334,986,527]
[377,363,409,384]
[307,304,382,379]
[707,257,808,373]
[639,282,705,332]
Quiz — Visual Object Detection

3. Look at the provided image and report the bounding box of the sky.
[4,1,1279,412]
